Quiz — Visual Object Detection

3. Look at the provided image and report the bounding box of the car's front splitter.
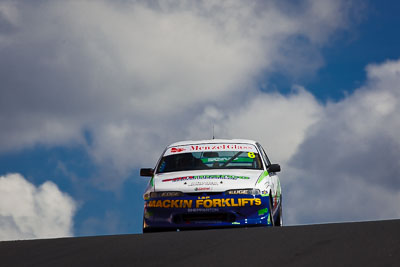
[143,194,272,230]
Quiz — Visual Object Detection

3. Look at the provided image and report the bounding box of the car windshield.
[157,150,263,173]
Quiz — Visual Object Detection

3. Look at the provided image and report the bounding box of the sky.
[1,0,400,241]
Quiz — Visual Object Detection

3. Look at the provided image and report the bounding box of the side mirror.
[140,168,154,177]
[268,164,281,173]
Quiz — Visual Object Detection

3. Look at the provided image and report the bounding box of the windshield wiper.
[221,151,242,167]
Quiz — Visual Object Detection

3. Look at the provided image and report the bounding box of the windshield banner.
[165,144,258,156]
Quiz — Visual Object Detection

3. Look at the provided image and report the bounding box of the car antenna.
[212,125,215,139]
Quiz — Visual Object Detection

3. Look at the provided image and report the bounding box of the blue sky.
[268,1,400,101]
[1,0,400,240]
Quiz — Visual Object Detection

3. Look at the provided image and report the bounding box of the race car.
[140,139,282,233]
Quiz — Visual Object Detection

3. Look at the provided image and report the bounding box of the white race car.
[140,139,282,232]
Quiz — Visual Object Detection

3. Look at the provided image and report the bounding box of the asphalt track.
[1,220,399,267]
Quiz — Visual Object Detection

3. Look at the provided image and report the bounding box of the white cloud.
[2,0,398,229]
[0,173,77,241]
[284,59,400,225]
[187,86,323,165]
[0,0,358,186]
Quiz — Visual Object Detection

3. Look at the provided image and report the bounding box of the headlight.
[226,188,260,195]
[150,191,184,198]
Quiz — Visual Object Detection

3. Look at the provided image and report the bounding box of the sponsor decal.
[146,199,193,209]
[146,197,262,208]
[194,187,211,191]
[190,144,254,151]
[188,181,219,186]
[201,157,253,163]
[188,208,219,212]
[165,144,257,156]
[170,147,186,153]
[162,175,250,182]
[204,157,229,162]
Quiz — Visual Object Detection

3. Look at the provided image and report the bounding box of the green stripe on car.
[257,170,269,184]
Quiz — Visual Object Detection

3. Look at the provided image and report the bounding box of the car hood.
[153,169,264,192]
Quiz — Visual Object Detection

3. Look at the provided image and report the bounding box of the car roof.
[167,139,258,147]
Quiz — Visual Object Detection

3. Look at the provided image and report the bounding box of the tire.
[142,218,150,233]
[143,227,178,233]
[142,218,158,233]
[143,220,177,233]
[275,196,283,227]
[143,227,165,233]
[143,227,152,233]
[269,195,275,227]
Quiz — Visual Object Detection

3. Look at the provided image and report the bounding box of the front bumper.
[143,193,271,230]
